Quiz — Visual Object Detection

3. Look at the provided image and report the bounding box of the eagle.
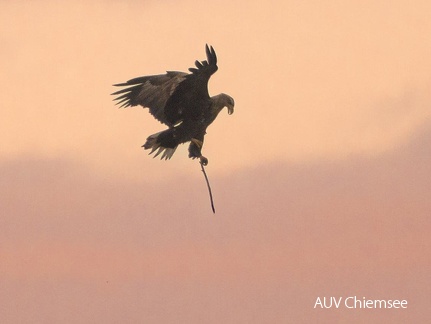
[112,44,234,165]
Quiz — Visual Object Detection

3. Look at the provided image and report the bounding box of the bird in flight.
[112,44,234,166]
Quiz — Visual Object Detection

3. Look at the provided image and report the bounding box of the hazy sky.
[1,1,430,323]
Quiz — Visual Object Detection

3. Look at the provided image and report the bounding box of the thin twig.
[200,161,216,213]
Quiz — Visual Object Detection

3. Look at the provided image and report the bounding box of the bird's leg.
[190,138,203,148]
[190,138,208,165]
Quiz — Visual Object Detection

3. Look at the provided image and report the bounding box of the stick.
[200,161,216,213]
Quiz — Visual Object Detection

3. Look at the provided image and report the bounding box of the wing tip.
[188,44,218,75]
[206,44,217,66]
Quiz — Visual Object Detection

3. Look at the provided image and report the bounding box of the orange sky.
[1,1,431,323]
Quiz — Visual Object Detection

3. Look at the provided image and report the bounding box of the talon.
[200,156,208,166]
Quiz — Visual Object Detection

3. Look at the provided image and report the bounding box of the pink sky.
[1,1,431,323]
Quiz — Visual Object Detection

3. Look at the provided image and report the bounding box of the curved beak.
[227,102,234,115]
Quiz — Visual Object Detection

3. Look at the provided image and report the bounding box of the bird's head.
[213,93,235,115]
[225,94,235,115]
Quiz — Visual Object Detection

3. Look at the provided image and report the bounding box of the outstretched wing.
[163,44,219,121]
[111,71,187,126]
[112,44,219,126]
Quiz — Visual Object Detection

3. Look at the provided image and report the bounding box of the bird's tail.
[142,130,178,160]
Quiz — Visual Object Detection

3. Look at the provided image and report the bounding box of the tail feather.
[143,131,178,160]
